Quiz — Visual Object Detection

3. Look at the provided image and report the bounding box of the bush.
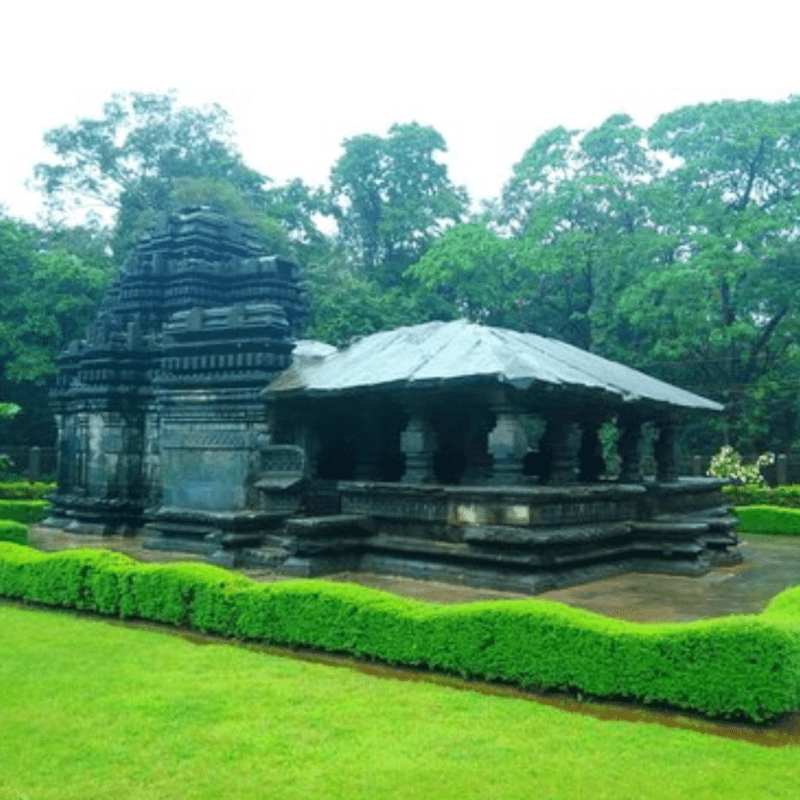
[0,500,48,524]
[0,520,28,545]
[723,484,800,508]
[735,505,800,536]
[0,481,55,500]
[0,542,798,722]
[707,446,774,485]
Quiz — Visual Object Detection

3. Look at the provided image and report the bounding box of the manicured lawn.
[0,605,796,800]
[736,505,800,536]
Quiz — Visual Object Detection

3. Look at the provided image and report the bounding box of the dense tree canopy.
[34,92,325,264]
[329,122,468,286]
[6,92,800,455]
[618,98,800,449]
[0,216,111,382]
[409,99,800,453]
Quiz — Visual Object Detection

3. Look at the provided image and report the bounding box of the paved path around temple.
[28,527,800,622]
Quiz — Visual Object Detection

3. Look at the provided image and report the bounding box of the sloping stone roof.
[265,320,722,412]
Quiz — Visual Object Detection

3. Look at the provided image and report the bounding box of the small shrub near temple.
[723,484,800,507]
[708,446,774,485]
[0,542,799,722]
[0,481,55,500]
[0,500,48,524]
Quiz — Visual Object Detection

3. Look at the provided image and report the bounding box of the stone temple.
[47,208,738,593]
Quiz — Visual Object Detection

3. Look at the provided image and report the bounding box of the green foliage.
[0,520,28,545]
[0,402,19,419]
[34,91,312,264]
[0,480,55,499]
[0,500,48,523]
[1,542,799,721]
[406,220,524,327]
[329,122,468,286]
[723,483,800,508]
[624,98,800,451]
[707,446,774,485]
[0,215,112,382]
[735,505,800,535]
[304,256,453,345]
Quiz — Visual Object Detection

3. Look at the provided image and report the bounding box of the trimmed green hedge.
[0,500,48,524]
[0,542,798,722]
[0,481,54,500]
[724,484,800,508]
[0,521,28,545]
[736,505,800,536]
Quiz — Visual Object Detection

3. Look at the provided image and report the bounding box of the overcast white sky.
[2,0,798,223]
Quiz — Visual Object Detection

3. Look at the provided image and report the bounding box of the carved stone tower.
[48,207,306,544]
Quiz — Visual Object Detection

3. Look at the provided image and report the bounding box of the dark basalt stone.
[47,207,306,540]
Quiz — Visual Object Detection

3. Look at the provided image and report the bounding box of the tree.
[616,98,800,451]
[329,123,468,285]
[410,116,659,349]
[35,92,324,263]
[0,216,112,382]
[405,220,522,327]
[0,215,113,445]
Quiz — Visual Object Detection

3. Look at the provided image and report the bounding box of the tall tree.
[616,98,800,451]
[0,214,113,444]
[0,215,111,382]
[410,115,658,349]
[329,123,468,285]
[35,92,325,263]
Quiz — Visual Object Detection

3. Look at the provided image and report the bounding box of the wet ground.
[22,526,800,745]
[28,527,800,622]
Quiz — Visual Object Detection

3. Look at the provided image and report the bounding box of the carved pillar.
[654,419,680,483]
[488,410,528,485]
[400,412,437,484]
[543,417,581,484]
[578,420,606,482]
[618,415,643,483]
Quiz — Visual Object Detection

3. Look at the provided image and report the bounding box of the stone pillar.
[487,410,528,485]
[400,413,437,484]
[578,421,605,482]
[543,417,581,484]
[654,419,680,483]
[618,415,643,483]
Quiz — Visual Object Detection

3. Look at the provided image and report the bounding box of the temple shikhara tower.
[47,208,739,592]
[49,207,306,544]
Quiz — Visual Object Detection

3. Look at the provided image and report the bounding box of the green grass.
[0,605,797,800]
[736,505,800,536]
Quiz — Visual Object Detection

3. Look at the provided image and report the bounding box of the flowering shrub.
[707,445,775,485]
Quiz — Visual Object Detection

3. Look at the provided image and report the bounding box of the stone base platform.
[240,477,738,593]
[45,477,739,595]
